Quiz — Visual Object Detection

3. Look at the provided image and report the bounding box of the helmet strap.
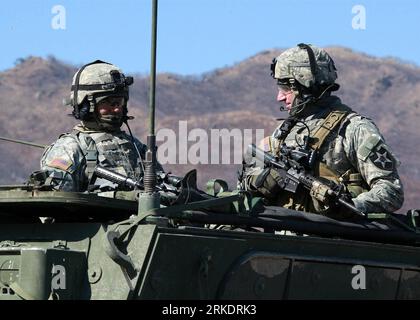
[284,80,307,116]
[289,95,314,117]
[287,81,317,117]
[297,43,319,91]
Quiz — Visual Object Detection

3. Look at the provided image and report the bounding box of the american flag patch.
[47,158,73,171]
[258,136,272,152]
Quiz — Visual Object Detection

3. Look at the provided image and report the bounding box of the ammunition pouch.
[313,163,368,218]
[317,163,368,197]
[344,173,369,197]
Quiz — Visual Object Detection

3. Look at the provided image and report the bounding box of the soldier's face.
[97,97,124,116]
[277,87,294,112]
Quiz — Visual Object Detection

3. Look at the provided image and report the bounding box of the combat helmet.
[65,60,134,130]
[270,43,339,116]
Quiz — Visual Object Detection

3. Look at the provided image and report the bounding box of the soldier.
[242,43,404,217]
[40,60,161,191]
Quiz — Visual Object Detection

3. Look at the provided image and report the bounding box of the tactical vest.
[268,104,369,216]
[67,128,144,190]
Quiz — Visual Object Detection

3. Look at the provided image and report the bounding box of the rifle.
[94,166,182,193]
[248,144,366,218]
[94,166,215,206]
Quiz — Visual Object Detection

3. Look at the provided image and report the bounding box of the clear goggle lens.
[98,97,125,107]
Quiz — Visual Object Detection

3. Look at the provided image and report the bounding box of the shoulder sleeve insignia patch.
[47,158,73,172]
[369,145,395,171]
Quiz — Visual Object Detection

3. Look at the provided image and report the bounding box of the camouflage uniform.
[243,44,404,216]
[244,96,403,214]
[39,60,162,192]
[40,124,153,192]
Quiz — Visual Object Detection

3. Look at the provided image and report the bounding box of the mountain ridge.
[1,47,419,213]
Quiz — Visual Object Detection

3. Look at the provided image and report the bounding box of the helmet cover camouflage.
[271,44,338,89]
[69,61,133,107]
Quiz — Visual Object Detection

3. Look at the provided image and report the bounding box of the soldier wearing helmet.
[40,60,162,191]
[242,44,404,217]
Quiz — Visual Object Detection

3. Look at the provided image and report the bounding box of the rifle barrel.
[337,197,366,217]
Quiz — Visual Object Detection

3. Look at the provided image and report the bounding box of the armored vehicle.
[0,166,420,300]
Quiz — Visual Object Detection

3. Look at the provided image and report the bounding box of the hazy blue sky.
[1,0,419,75]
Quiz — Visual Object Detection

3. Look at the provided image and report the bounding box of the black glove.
[247,168,283,199]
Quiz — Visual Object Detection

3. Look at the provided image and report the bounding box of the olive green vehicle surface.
[1,186,420,300]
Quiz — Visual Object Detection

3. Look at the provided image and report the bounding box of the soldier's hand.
[247,168,282,199]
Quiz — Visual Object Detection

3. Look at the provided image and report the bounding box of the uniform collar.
[295,95,343,120]
[74,123,123,134]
